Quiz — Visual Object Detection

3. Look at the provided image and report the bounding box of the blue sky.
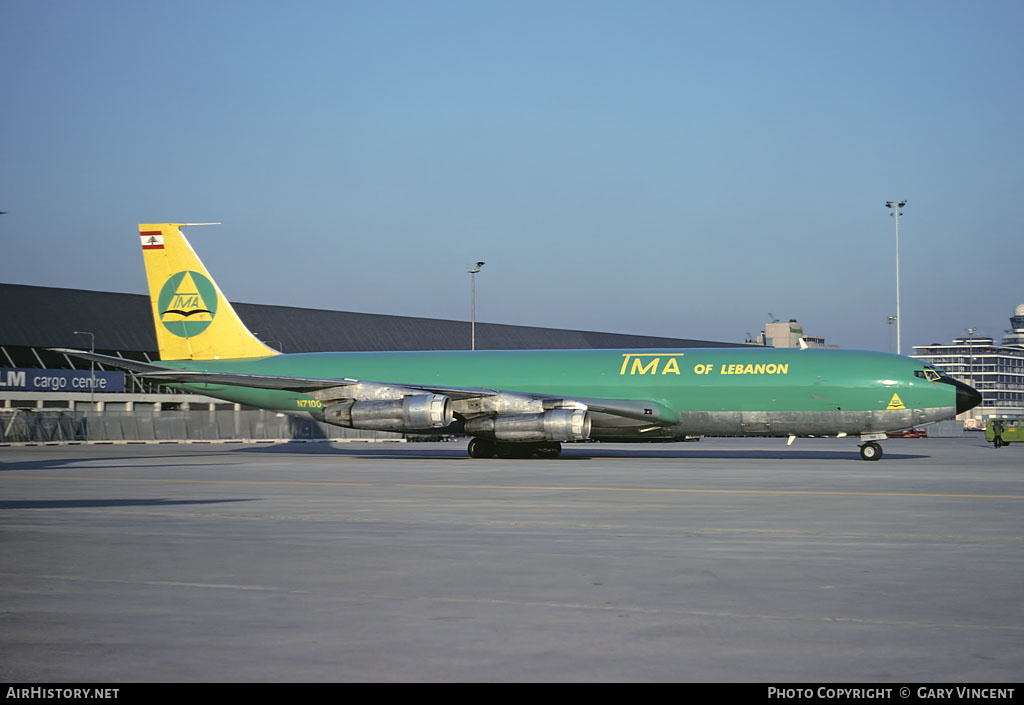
[2,0,1022,351]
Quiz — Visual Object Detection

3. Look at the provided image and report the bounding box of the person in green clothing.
[991,419,1005,448]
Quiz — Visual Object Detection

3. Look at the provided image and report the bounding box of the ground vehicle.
[986,418,1023,448]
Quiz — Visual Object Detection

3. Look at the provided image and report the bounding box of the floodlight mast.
[965,327,977,392]
[885,200,907,354]
[468,261,485,351]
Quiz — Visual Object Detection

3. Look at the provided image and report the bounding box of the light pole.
[888,316,896,353]
[965,327,977,392]
[468,261,485,351]
[74,330,95,408]
[885,200,906,354]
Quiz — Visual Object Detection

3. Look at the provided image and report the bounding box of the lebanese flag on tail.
[140,230,164,250]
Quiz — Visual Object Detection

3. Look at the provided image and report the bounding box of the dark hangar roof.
[1,282,745,354]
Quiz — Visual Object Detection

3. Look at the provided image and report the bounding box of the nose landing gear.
[859,441,883,461]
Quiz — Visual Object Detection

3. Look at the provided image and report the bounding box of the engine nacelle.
[464,409,591,442]
[322,394,453,431]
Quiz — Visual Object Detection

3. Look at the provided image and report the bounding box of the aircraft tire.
[859,441,883,461]
[467,438,496,459]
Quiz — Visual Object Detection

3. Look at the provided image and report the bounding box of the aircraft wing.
[53,349,680,426]
[140,370,679,424]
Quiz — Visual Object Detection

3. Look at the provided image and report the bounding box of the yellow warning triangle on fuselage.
[887,393,906,410]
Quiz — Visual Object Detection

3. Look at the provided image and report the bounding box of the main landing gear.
[858,441,883,461]
[467,438,562,459]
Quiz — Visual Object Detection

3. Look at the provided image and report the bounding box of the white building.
[754,319,832,348]
[911,304,1024,424]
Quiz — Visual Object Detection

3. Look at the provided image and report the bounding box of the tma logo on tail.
[157,271,218,337]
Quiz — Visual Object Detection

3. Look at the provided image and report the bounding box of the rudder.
[139,223,279,361]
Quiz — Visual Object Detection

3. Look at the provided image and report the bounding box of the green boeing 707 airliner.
[57,223,981,461]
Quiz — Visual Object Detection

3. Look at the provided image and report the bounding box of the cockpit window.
[915,369,942,382]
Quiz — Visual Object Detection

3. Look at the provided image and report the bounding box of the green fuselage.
[169,347,960,439]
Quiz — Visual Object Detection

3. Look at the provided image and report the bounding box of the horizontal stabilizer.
[51,348,178,375]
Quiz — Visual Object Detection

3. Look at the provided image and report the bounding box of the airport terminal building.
[911,304,1024,424]
[0,282,742,443]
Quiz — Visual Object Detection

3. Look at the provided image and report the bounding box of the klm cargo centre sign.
[0,368,125,393]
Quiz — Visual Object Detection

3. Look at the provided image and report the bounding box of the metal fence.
[0,408,402,444]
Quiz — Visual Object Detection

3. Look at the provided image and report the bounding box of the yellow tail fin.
[139,223,279,361]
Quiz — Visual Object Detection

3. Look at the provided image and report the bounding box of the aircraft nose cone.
[956,381,982,415]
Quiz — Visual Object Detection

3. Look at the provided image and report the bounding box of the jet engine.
[464,408,591,442]
[322,394,453,431]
